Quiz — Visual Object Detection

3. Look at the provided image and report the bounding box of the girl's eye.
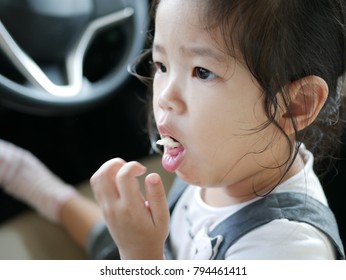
[193,67,217,80]
[154,62,167,73]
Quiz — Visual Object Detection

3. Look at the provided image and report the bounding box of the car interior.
[0,0,345,259]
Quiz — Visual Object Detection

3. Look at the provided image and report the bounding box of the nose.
[156,78,186,115]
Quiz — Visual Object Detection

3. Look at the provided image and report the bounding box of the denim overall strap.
[210,192,345,260]
[164,177,345,260]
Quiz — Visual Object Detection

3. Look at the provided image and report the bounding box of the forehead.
[155,0,202,28]
[154,0,226,53]
[156,0,203,14]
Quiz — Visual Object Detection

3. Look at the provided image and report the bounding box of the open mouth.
[156,136,185,173]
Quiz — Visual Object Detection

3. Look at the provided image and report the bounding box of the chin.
[176,169,206,187]
[176,170,195,185]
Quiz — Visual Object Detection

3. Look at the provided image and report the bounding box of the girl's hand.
[90,158,170,259]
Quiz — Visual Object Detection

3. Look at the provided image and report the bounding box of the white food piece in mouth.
[156,137,181,148]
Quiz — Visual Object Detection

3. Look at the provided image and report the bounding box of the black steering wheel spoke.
[0,0,149,114]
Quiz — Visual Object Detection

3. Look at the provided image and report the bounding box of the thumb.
[145,173,170,229]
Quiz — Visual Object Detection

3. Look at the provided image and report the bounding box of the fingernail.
[148,173,160,185]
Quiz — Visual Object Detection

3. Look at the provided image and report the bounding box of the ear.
[279,75,328,135]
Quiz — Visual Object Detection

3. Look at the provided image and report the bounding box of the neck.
[201,152,305,207]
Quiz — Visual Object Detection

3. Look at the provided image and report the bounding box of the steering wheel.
[0,0,149,115]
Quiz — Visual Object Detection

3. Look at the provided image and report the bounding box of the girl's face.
[153,0,290,195]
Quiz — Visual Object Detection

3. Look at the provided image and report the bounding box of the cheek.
[152,95,158,117]
[188,106,266,161]
[152,86,160,119]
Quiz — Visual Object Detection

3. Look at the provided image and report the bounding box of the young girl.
[0,0,345,260]
[90,0,346,259]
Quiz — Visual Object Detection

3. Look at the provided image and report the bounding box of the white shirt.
[170,147,336,259]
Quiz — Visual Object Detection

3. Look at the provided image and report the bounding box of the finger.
[90,158,126,201]
[116,161,147,202]
[144,173,170,229]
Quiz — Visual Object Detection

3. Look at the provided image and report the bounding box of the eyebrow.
[181,46,225,62]
[153,43,225,63]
